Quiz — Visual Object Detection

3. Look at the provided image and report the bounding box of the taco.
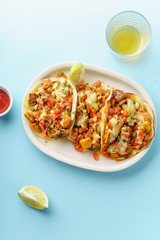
[101,89,155,160]
[24,72,77,140]
[69,80,112,152]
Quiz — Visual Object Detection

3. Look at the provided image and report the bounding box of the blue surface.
[1,1,160,239]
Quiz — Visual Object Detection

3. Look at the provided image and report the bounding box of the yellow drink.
[111,26,142,55]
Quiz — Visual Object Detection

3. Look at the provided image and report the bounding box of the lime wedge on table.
[18,186,49,210]
[69,63,85,85]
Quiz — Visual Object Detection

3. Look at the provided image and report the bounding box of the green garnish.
[66,109,71,116]
[54,133,63,139]
[92,103,98,110]
[83,109,87,114]
[63,79,67,84]
[65,83,71,88]
[61,89,66,95]
[117,135,121,142]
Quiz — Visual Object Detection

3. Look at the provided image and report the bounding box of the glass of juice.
[106,11,151,61]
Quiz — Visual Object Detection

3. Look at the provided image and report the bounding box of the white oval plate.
[22,62,156,172]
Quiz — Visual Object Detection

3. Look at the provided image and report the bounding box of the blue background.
[1,0,160,239]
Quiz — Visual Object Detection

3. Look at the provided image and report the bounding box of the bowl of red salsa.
[0,85,13,116]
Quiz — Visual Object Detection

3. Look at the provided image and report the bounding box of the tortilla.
[101,89,155,160]
[24,72,77,141]
[69,81,112,152]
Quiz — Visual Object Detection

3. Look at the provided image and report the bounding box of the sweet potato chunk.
[28,93,37,106]
[80,137,92,149]
[30,122,41,132]
[86,102,90,113]
[143,121,151,133]
[25,112,35,122]
[61,112,72,128]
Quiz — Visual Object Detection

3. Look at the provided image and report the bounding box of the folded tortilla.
[24,72,77,141]
[101,89,155,160]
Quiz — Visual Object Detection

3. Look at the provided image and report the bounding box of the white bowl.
[0,84,13,117]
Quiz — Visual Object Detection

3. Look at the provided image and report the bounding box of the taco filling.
[101,89,154,159]
[24,72,76,140]
[70,81,111,152]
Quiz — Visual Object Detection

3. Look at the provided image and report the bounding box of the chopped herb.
[117,135,121,142]
[63,79,67,84]
[92,144,96,149]
[61,89,66,95]
[83,109,87,114]
[65,83,71,88]
[54,133,63,139]
[122,139,126,142]
[66,109,71,116]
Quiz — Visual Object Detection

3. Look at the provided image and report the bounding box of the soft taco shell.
[24,72,77,141]
[101,90,155,160]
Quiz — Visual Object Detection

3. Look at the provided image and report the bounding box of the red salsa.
[0,89,10,114]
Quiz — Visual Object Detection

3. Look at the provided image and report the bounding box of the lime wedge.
[69,63,85,85]
[18,186,49,210]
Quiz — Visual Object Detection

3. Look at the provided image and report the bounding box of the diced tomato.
[61,108,65,112]
[108,121,112,127]
[39,104,44,109]
[50,99,56,104]
[43,114,54,119]
[40,120,44,126]
[139,131,143,137]
[57,120,62,127]
[98,112,102,119]
[54,109,61,115]
[123,109,129,117]
[56,103,61,109]
[79,84,85,89]
[117,110,122,116]
[65,96,70,101]
[35,111,40,118]
[93,152,99,161]
[124,117,128,123]
[90,108,97,118]
[134,140,139,146]
[98,112,102,122]
[84,94,87,100]
[87,131,93,138]
[108,108,115,115]
[81,124,87,131]
[76,147,84,152]
[47,102,52,108]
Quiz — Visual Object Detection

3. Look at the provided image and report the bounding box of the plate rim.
[22,61,157,172]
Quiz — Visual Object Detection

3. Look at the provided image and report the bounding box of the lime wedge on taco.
[69,63,84,85]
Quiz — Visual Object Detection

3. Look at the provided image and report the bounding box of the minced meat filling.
[25,76,73,139]
[71,81,111,152]
[101,89,152,159]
